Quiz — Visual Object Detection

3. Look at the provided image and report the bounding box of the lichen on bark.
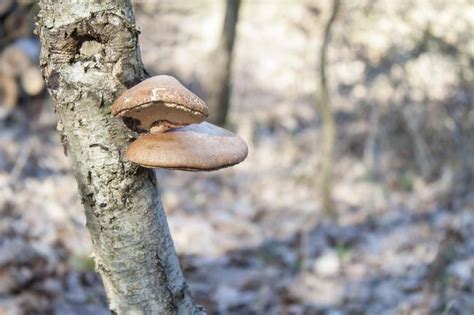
[36,1,204,314]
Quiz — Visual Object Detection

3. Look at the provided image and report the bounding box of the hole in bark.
[79,40,104,57]
[69,27,104,61]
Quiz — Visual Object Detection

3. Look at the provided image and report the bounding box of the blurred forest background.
[0,0,473,314]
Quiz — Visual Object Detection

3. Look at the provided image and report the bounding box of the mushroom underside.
[119,102,206,133]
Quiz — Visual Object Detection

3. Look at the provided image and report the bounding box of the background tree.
[36,1,204,313]
[317,0,340,217]
[204,0,241,126]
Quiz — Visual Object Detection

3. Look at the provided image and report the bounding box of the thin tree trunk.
[402,102,434,180]
[206,0,241,126]
[363,104,381,180]
[317,0,340,217]
[36,1,204,314]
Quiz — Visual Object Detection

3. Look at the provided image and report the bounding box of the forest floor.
[0,1,473,314]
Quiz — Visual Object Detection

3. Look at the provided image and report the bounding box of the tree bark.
[205,0,241,126]
[317,0,340,217]
[36,1,204,314]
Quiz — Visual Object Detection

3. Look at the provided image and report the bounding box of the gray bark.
[36,1,204,314]
[205,0,241,126]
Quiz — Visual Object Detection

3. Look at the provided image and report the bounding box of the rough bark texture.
[36,1,204,314]
[317,0,340,217]
[205,0,241,126]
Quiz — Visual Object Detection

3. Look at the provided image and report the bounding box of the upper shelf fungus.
[112,75,208,133]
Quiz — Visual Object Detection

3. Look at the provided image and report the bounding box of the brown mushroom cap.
[125,122,248,171]
[112,75,208,133]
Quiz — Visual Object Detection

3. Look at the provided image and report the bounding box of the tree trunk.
[36,1,204,314]
[205,0,241,126]
[317,0,340,217]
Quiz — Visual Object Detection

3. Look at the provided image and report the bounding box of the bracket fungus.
[112,75,209,133]
[112,75,248,171]
[126,122,248,171]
